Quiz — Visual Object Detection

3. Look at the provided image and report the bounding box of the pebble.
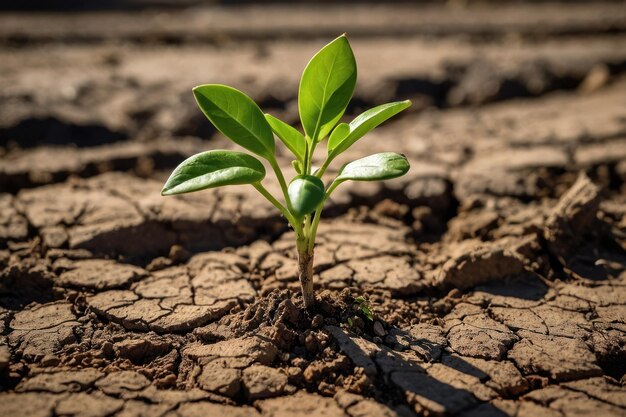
[40,354,60,366]
[311,314,324,329]
[373,321,386,337]
[447,288,462,299]
[352,316,365,330]
[304,334,318,353]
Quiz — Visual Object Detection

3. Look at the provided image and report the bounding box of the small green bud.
[288,175,325,219]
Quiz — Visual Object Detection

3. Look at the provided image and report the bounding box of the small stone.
[304,334,318,354]
[352,316,365,331]
[311,314,324,329]
[291,357,307,368]
[146,257,172,271]
[40,354,60,367]
[447,288,462,299]
[156,374,177,388]
[318,381,335,396]
[373,321,386,337]
[579,64,610,94]
[101,341,114,357]
[287,367,303,385]
[169,244,191,263]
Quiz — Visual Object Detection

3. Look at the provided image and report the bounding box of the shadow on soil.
[0,117,127,149]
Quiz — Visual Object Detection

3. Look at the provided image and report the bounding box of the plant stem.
[308,140,318,174]
[269,157,291,207]
[315,157,333,178]
[303,214,310,236]
[296,236,315,310]
[307,180,340,252]
[256,180,313,308]
[252,182,298,227]
[303,136,311,174]
[307,208,322,253]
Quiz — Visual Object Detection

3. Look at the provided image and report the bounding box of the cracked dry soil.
[1,2,626,417]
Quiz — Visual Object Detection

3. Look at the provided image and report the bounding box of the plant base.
[297,245,315,310]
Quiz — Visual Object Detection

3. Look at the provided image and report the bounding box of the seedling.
[162,35,411,310]
[355,296,374,321]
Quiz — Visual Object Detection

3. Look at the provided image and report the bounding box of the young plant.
[161,35,411,310]
[355,296,374,321]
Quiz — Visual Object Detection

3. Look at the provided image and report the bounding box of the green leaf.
[265,113,306,161]
[328,100,411,160]
[288,175,326,219]
[193,85,275,160]
[361,305,374,321]
[328,122,350,153]
[336,152,410,182]
[298,34,357,142]
[161,150,266,196]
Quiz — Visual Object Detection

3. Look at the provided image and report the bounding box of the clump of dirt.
[192,289,400,399]
[0,240,59,309]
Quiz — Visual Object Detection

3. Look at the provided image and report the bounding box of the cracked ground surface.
[1,1,626,416]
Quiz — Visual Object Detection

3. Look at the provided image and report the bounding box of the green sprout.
[161,35,411,310]
[355,296,374,321]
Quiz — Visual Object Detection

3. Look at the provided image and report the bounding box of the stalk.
[307,180,338,252]
[269,157,291,207]
[252,182,298,228]
[296,178,342,309]
[296,236,315,310]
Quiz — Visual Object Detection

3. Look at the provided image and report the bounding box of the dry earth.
[1,2,626,416]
